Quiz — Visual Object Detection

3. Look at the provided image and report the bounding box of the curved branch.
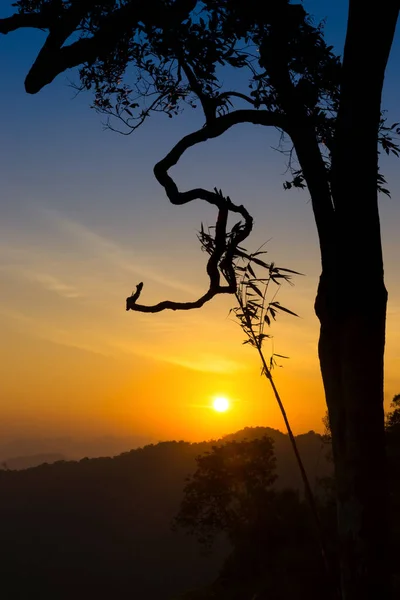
[127,109,286,314]
[127,280,235,313]
[126,188,253,313]
[24,19,132,94]
[154,109,288,206]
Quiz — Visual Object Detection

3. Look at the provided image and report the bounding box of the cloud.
[24,270,81,299]
[0,306,114,357]
[43,208,203,297]
[159,352,247,374]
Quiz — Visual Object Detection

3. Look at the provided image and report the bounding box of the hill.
[1,453,67,471]
[0,427,331,600]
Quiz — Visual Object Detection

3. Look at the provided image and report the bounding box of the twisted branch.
[126,108,287,313]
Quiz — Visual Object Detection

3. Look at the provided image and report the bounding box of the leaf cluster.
[6,1,399,193]
[199,220,300,366]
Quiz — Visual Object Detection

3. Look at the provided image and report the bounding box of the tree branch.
[262,23,335,270]
[127,108,287,314]
[0,12,50,33]
[153,109,288,206]
[1,0,197,94]
[126,195,252,313]
[218,91,256,107]
[179,59,216,123]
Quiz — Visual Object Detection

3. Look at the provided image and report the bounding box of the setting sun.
[213,396,230,412]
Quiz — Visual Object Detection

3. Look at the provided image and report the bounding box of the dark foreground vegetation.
[0,397,399,600]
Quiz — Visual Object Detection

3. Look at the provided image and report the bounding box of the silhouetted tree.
[175,437,277,549]
[175,437,331,599]
[1,2,399,597]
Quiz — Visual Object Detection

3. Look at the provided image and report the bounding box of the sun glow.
[213,396,230,412]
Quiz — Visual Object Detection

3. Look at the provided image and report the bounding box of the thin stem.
[236,292,340,599]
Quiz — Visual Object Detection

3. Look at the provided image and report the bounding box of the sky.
[0,1,399,457]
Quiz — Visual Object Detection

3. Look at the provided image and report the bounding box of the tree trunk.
[311,3,399,598]
[316,274,388,599]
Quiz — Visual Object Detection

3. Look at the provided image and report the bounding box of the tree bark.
[316,275,388,599]
[313,3,398,598]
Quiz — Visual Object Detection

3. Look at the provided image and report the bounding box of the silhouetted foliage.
[386,394,400,431]
[175,436,337,599]
[1,2,399,597]
[175,437,277,549]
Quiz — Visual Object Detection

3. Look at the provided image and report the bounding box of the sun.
[213,396,230,413]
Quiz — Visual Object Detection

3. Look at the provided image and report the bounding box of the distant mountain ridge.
[0,426,331,600]
[0,434,154,463]
[1,453,67,471]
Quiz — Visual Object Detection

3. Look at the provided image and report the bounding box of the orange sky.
[1,200,399,446]
[0,2,400,453]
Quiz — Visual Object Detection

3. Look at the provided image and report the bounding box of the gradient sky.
[0,1,399,454]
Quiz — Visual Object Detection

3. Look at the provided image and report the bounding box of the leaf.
[251,257,271,269]
[247,301,262,309]
[274,354,289,359]
[247,263,256,278]
[247,282,263,298]
[270,275,282,285]
[264,314,271,326]
[270,302,299,317]
[274,267,303,275]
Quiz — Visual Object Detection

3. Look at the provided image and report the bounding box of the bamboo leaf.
[270,302,299,317]
[251,257,271,269]
[248,301,262,309]
[248,282,263,298]
[274,267,303,275]
[247,263,256,278]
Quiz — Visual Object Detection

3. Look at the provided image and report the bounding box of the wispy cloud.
[20,269,81,299]
[43,208,203,298]
[0,306,114,357]
[159,353,248,374]
[33,273,81,298]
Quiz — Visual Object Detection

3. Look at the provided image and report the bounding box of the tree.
[174,437,277,548]
[1,1,399,598]
[175,437,331,599]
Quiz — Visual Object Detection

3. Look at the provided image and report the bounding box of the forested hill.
[0,427,330,600]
